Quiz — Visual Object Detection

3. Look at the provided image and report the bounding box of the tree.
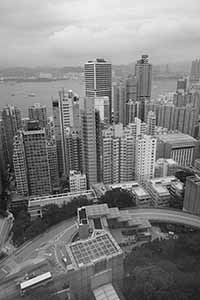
[100,188,136,208]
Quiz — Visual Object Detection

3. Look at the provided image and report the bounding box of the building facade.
[84,58,112,122]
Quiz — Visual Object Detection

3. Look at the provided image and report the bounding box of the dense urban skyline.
[1,0,200,67]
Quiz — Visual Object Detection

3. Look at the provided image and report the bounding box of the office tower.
[69,170,87,192]
[13,125,52,196]
[28,103,48,129]
[126,74,137,101]
[154,158,178,178]
[177,77,188,92]
[113,82,127,125]
[80,97,99,186]
[52,90,80,176]
[94,96,110,124]
[65,127,83,174]
[2,105,22,167]
[23,126,52,196]
[84,58,112,122]
[135,135,157,182]
[156,133,198,167]
[183,175,200,215]
[47,140,60,191]
[135,55,152,120]
[147,111,156,135]
[67,231,123,300]
[190,59,200,84]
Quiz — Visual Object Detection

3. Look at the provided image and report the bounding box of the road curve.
[128,208,200,228]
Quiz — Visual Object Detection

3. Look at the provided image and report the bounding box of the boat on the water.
[28,93,36,97]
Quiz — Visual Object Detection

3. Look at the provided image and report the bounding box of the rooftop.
[158,133,197,146]
[85,204,110,218]
[153,185,170,195]
[67,231,122,269]
[93,283,120,300]
[133,187,150,198]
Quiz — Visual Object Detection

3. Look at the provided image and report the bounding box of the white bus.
[20,271,52,296]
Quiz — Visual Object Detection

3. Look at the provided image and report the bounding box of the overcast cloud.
[0,0,200,66]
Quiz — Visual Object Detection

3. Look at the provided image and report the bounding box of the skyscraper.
[28,103,48,129]
[84,58,112,122]
[113,82,127,125]
[190,59,200,84]
[13,125,52,196]
[80,97,99,186]
[65,127,83,174]
[135,55,152,121]
[126,74,137,101]
[135,135,157,182]
[52,90,80,176]
[2,105,22,167]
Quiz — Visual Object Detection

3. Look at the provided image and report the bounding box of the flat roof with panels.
[85,204,110,218]
[67,231,122,269]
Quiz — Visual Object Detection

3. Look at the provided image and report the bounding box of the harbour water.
[0,78,176,117]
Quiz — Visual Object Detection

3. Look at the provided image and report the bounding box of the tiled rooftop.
[67,231,122,268]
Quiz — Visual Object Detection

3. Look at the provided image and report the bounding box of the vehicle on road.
[19,271,52,296]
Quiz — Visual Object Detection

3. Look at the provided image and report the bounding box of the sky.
[0,0,200,67]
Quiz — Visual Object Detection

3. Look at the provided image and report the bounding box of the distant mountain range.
[0,61,191,78]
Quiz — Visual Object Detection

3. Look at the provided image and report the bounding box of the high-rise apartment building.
[52,90,80,176]
[65,127,83,174]
[28,103,48,129]
[101,120,147,185]
[154,158,178,178]
[13,132,29,196]
[47,140,60,191]
[13,126,52,196]
[84,58,112,122]
[135,55,152,121]
[176,77,188,93]
[80,97,100,186]
[145,99,198,137]
[113,82,127,125]
[69,170,87,192]
[135,135,157,182]
[147,111,156,135]
[120,129,135,182]
[2,105,22,167]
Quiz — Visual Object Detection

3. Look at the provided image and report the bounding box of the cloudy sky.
[0,0,199,67]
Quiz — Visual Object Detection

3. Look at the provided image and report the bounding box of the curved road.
[128,208,200,228]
